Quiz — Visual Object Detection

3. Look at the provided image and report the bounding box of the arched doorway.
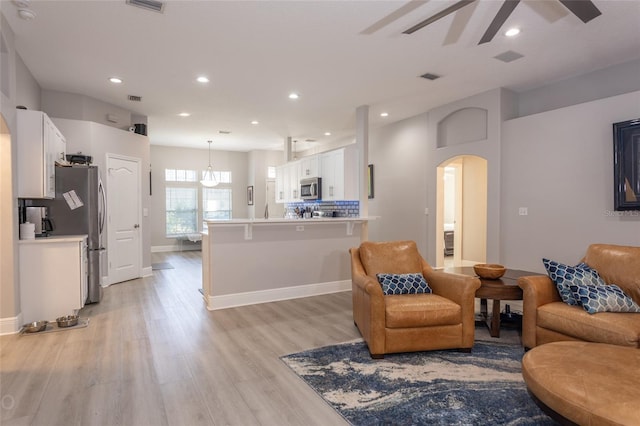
[1,112,19,330]
[435,155,487,268]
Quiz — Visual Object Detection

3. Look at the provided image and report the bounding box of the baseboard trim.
[206,280,351,311]
[0,313,23,335]
[141,266,152,277]
[151,244,201,253]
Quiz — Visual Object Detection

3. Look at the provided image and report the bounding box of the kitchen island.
[202,218,370,310]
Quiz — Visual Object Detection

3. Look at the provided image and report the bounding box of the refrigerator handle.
[98,177,106,235]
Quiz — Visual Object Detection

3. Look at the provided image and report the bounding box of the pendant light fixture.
[200,140,218,187]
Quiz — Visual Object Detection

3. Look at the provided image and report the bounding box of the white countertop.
[204,217,372,226]
[18,234,87,244]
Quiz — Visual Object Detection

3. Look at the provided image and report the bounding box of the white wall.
[501,90,640,272]
[426,88,512,266]
[460,156,487,263]
[368,113,429,255]
[42,90,138,131]
[149,145,249,248]
[15,52,40,110]
[517,59,640,118]
[0,13,24,329]
[247,150,284,219]
[53,119,152,270]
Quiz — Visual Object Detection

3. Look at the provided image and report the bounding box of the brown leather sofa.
[349,240,480,358]
[518,244,640,349]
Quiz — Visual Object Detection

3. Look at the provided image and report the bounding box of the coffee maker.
[25,206,54,237]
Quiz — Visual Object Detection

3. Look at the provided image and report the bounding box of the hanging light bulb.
[200,140,218,187]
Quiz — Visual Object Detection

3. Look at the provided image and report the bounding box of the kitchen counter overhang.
[202,217,371,310]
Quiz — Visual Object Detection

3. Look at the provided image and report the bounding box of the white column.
[284,136,293,163]
[356,105,369,241]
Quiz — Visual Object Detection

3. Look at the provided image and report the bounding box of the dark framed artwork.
[613,119,640,211]
[247,185,254,205]
[368,164,374,199]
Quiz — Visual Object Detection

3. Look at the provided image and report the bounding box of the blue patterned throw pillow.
[376,273,431,295]
[542,259,604,305]
[569,283,640,314]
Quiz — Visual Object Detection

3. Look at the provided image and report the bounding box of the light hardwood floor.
[1,251,522,426]
[1,251,359,426]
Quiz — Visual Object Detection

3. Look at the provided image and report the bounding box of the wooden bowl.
[473,264,506,279]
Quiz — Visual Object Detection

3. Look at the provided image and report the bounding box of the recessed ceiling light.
[251,120,259,125]
[324,132,331,136]
[288,93,300,100]
[109,77,123,84]
[196,76,209,83]
[505,28,520,37]
[178,112,190,117]
[380,112,389,117]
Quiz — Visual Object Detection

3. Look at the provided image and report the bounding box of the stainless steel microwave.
[300,177,322,200]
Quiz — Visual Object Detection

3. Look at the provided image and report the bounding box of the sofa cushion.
[537,302,640,347]
[385,294,460,328]
[359,241,424,278]
[377,273,432,295]
[570,283,640,314]
[583,244,640,306]
[543,259,603,305]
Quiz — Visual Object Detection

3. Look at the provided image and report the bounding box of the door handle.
[134,224,140,229]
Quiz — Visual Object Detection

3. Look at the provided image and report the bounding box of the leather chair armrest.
[349,248,385,355]
[425,269,481,347]
[425,269,481,303]
[518,275,560,349]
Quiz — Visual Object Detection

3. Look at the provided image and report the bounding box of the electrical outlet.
[296,225,304,231]
[519,207,528,216]
[424,208,429,215]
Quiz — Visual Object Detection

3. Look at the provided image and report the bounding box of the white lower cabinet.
[19,236,87,324]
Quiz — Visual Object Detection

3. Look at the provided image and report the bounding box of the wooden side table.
[445,267,540,338]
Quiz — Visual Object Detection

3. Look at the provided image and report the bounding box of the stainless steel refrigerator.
[42,165,106,304]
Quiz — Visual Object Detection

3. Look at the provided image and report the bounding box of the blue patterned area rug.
[281,341,554,425]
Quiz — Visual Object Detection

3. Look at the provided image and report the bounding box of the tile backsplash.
[285,200,359,218]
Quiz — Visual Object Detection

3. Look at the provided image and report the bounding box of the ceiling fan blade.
[558,0,602,23]
[361,0,429,35]
[403,0,476,35]
[443,0,479,45]
[478,0,520,44]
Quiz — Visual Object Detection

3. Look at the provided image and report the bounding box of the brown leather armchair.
[349,240,481,358]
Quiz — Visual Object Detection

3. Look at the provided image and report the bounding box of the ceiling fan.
[403,0,602,44]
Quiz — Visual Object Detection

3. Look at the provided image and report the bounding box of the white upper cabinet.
[320,146,358,201]
[17,110,66,199]
[275,145,359,203]
[275,161,302,203]
[320,149,342,200]
[275,165,285,203]
[288,161,301,201]
[299,156,319,178]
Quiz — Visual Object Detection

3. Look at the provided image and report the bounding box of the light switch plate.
[519,207,528,216]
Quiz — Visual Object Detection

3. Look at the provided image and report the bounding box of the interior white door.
[107,155,141,284]
[266,180,284,218]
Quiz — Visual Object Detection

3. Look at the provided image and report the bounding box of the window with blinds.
[164,168,233,237]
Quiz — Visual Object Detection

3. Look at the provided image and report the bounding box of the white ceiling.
[3,0,640,152]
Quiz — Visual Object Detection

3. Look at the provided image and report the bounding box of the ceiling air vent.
[420,73,441,81]
[494,50,524,63]
[305,139,317,142]
[126,0,165,13]
[128,95,142,102]
[218,130,231,135]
